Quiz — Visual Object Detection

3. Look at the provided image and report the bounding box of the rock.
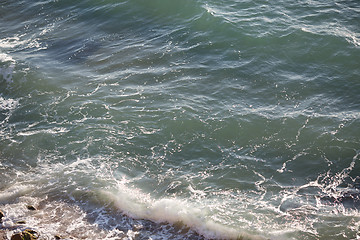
[22,229,39,240]
[0,230,8,240]
[0,210,4,220]
[11,229,39,240]
[10,233,22,240]
[54,235,61,239]
[15,221,26,225]
[26,206,36,211]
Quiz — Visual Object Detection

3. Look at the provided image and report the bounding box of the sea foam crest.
[103,186,265,240]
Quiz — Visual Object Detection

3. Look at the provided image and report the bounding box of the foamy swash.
[0,180,266,240]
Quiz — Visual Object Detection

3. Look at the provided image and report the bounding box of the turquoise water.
[1,0,360,239]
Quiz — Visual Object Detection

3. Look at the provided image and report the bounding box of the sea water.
[0,0,359,239]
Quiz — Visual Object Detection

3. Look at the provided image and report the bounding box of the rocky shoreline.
[0,207,61,240]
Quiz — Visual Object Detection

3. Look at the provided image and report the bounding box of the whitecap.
[102,186,266,240]
[0,96,19,111]
[0,52,14,63]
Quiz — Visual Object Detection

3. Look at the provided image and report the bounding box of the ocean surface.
[1,0,359,239]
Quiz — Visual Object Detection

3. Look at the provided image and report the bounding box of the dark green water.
[1,0,360,239]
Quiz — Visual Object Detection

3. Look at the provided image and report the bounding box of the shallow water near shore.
[1,0,360,239]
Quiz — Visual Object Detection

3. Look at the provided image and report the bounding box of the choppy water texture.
[1,0,360,239]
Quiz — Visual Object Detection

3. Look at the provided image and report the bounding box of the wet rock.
[10,233,22,240]
[11,229,39,240]
[26,206,36,211]
[23,230,39,240]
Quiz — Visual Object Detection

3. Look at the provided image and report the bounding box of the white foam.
[0,96,19,111]
[300,24,360,47]
[102,186,265,240]
[0,36,24,49]
[0,52,14,63]
[0,35,46,50]
[0,197,129,240]
[17,127,69,136]
[0,184,33,205]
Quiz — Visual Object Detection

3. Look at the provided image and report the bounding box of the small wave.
[0,180,264,240]
[17,127,69,137]
[300,25,360,47]
[103,187,265,240]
